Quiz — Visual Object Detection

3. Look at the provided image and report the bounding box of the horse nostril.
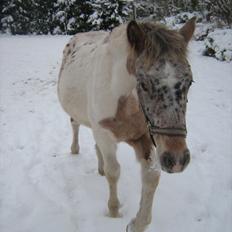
[161,152,176,169]
[181,149,190,166]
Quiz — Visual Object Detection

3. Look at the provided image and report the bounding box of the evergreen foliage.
[205,0,232,25]
[0,0,129,34]
[0,0,231,35]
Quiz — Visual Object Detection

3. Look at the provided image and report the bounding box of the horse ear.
[127,21,145,53]
[179,16,196,43]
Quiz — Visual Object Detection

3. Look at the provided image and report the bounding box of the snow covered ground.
[0,35,231,232]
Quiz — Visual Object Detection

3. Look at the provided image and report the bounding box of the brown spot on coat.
[127,133,152,160]
[99,94,146,141]
[99,94,153,160]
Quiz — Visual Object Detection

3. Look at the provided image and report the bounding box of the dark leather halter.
[139,101,187,147]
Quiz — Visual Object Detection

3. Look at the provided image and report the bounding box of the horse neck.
[109,25,137,99]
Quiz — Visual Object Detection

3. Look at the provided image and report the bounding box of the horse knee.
[142,168,160,189]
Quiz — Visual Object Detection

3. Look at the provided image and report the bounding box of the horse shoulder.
[89,25,137,127]
[99,92,147,141]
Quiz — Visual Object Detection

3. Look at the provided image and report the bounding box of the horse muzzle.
[160,149,190,173]
[153,132,190,173]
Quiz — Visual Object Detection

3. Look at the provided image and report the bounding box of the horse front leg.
[93,129,121,217]
[104,154,121,217]
[127,151,161,232]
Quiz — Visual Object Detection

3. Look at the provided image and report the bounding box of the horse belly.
[58,32,108,126]
[58,65,89,126]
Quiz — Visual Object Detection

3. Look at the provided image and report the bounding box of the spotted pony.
[58,17,196,232]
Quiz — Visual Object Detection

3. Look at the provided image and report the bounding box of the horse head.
[126,17,196,173]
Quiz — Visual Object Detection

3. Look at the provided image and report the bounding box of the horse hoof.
[71,150,79,154]
[126,219,147,232]
[105,210,122,218]
[126,219,138,232]
[71,145,79,154]
[107,206,122,218]
[110,211,122,218]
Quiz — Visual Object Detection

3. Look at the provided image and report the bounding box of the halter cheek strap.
[139,101,187,147]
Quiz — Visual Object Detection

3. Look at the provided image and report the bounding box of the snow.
[162,15,232,62]
[55,11,66,18]
[0,35,232,232]
[204,29,232,61]
[67,17,76,30]
[163,11,203,29]
[88,12,102,26]
[194,22,215,41]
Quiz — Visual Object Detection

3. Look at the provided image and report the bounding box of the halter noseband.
[150,126,187,137]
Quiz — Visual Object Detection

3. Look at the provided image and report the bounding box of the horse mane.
[139,22,187,64]
[126,21,187,73]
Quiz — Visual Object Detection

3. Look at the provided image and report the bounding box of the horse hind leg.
[95,144,105,176]
[70,118,80,154]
